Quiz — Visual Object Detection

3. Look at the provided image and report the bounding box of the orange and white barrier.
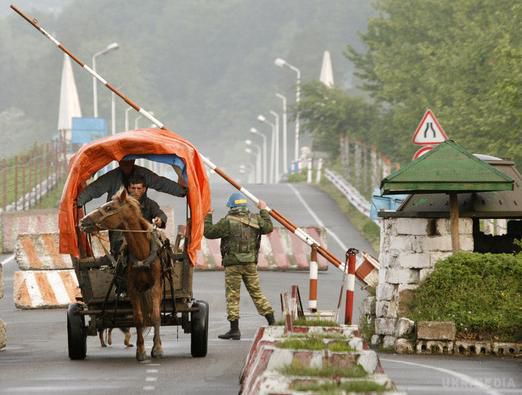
[15,233,72,270]
[14,270,80,309]
[308,247,318,312]
[197,226,329,271]
[356,252,380,288]
[1,209,58,253]
[345,248,358,325]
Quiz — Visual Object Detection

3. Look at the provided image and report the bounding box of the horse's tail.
[139,289,153,326]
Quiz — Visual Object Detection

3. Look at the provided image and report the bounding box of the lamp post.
[276,93,288,175]
[124,107,133,131]
[245,139,262,183]
[250,127,267,184]
[257,114,276,184]
[92,42,119,118]
[269,110,280,182]
[274,58,301,164]
[244,147,260,184]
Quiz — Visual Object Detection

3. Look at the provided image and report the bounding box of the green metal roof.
[381,140,514,195]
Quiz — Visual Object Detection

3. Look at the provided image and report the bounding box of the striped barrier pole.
[11,4,347,274]
[308,246,318,312]
[344,248,359,325]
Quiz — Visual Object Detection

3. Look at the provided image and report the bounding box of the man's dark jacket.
[77,165,186,206]
[139,194,167,228]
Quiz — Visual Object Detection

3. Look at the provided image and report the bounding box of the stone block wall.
[373,217,473,344]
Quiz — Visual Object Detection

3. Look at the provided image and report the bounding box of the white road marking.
[145,377,158,382]
[143,386,155,391]
[288,184,347,251]
[380,358,503,395]
[146,369,159,374]
[1,254,14,266]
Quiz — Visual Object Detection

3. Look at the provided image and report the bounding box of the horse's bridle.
[85,200,153,233]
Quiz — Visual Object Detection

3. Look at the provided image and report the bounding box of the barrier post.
[315,158,323,184]
[344,248,359,325]
[308,246,318,312]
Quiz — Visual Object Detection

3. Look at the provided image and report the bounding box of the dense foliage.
[409,252,522,341]
[299,0,522,168]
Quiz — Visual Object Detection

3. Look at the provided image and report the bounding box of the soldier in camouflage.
[204,192,275,340]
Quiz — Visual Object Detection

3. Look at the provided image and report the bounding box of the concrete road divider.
[197,226,329,271]
[1,209,58,253]
[14,270,80,309]
[16,233,73,270]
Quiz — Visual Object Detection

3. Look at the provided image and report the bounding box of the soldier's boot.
[218,320,241,340]
[265,313,275,326]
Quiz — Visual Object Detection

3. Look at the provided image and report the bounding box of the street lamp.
[250,127,268,184]
[269,110,280,182]
[276,93,288,175]
[274,57,301,164]
[245,139,262,183]
[244,147,260,184]
[92,42,119,118]
[257,114,276,184]
[124,107,133,131]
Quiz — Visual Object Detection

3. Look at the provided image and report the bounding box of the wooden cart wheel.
[67,303,87,360]
[190,300,209,358]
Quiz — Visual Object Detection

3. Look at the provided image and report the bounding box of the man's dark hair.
[128,174,147,187]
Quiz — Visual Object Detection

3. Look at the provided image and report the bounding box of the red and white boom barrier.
[344,248,358,325]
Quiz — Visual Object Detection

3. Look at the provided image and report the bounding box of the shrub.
[409,252,522,341]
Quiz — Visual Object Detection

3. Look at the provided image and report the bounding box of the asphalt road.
[0,182,520,394]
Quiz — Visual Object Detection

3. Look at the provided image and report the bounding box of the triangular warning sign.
[412,109,448,145]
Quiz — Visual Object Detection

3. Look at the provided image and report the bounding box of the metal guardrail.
[324,169,372,219]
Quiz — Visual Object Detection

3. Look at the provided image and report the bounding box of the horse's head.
[80,188,142,233]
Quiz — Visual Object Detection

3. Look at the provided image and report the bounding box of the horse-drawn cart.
[58,129,212,361]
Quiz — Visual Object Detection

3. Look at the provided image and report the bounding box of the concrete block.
[382,335,396,349]
[381,251,402,269]
[416,340,453,354]
[395,338,414,354]
[419,268,434,282]
[396,317,415,337]
[395,218,429,235]
[0,320,5,350]
[363,296,376,317]
[422,235,452,252]
[460,235,474,251]
[436,218,473,235]
[400,253,431,269]
[349,337,364,352]
[375,318,397,336]
[388,236,422,253]
[376,283,395,301]
[417,321,456,340]
[357,349,378,374]
[398,284,418,293]
[455,340,491,355]
[375,301,398,318]
[429,252,453,266]
[492,342,522,356]
[370,335,381,347]
[385,268,419,284]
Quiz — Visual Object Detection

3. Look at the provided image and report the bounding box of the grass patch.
[409,252,522,341]
[359,316,375,344]
[291,380,387,394]
[287,170,309,183]
[327,341,355,352]
[293,318,338,327]
[280,361,367,378]
[277,336,326,350]
[317,179,380,252]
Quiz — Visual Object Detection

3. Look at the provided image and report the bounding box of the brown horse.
[80,188,164,361]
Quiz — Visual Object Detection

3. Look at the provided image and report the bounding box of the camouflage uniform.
[204,206,274,321]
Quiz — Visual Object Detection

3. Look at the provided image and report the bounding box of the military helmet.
[226,192,248,208]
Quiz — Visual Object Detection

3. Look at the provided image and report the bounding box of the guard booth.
[372,140,519,343]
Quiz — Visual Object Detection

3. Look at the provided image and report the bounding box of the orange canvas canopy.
[58,128,211,265]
